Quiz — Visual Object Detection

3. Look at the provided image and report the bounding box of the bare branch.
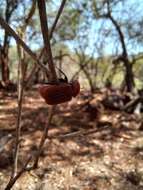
[5,156,32,190]
[50,0,67,39]
[24,0,67,83]
[37,0,57,82]
[38,0,67,64]
[25,0,36,26]
[0,16,48,73]
[33,106,55,168]
[11,44,25,179]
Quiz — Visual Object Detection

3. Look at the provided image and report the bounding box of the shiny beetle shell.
[39,80,80,105]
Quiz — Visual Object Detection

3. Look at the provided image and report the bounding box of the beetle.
[39,79,80,105]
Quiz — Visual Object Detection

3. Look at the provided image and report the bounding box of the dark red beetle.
[39,80,80,105]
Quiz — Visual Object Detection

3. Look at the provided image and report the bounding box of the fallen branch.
[121,97,140,112]
[49,125,110,139]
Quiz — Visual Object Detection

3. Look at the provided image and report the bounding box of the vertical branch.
[105,1,134,91]
[11,44,25,178]
[33,106,55,168]
[11,1,37,177]
[49,0,67,39]
[37,0,57,82]
[38,0,67,59]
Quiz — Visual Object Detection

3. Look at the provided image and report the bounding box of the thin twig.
[11,44,24,179]
[5,156,32,190]
[6,3,37,186]
[49,125,110,139]
[37,0,57,82]
[50,0,67,39]
[38,0,67,62]
[33,106,55,168]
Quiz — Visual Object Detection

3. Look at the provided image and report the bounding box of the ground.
[0,88,143,190]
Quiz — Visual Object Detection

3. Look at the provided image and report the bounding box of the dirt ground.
[0,88,143,190]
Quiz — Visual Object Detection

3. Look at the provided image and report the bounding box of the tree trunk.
[0,0,19,83]
[0,24,10,82]
[1,47,9,82]
[124,58,134,92]
[106,2,135,92]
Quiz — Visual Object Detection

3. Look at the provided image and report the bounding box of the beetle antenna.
[55,66,68,82]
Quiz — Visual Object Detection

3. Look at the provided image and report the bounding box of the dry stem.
[33,106,55,168]
[37,0,57,82]
[11,44,25,178]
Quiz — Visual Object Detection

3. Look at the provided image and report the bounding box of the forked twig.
[22,0,67,86]
[38,0,67,62]
[5,156,32,190]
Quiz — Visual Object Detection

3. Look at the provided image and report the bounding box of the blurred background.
[1,0,143,92]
